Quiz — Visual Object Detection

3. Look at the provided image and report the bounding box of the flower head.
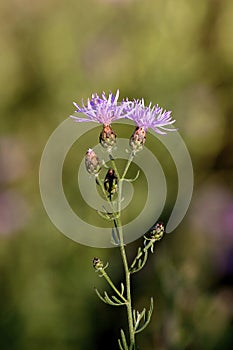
[85,149,102,175]
[70,90,125,125]
[99,124,117,149]
[129,127,147,153]
[126,99,176,135]
[149,222,165,241]
[93,257,104,270]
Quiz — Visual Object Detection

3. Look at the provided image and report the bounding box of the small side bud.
[149,222,165,241]
[93,257,104,270]
[129,127,146,153]
[85,149,101,175]
[99,124,117,150]
[104,168,118,198]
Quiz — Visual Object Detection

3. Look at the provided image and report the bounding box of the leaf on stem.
[120,282,125,295]
[94,288,126,306]
[134,297,154,334]
[111,295,126,304]
[97,210,119,221]
[118,329,129,350]
[118,339,125,350]
[111,228,120,246]
[123,170,140,183]
[130,249,149,274]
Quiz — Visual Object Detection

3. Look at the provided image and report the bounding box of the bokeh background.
[0,0,233,349]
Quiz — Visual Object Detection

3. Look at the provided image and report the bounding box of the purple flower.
[70,90,126,125]
[126,99,176,135]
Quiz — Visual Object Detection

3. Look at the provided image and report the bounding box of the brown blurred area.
[0,0,232,349]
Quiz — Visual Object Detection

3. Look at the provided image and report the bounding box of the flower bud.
[85,149,101,175]
[104,168,118,198]
[93,257,104,270]
[129,127,146,153]
[149,222,165,241]
[99,124,117,150]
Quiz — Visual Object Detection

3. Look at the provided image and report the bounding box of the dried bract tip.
[129,126,146,153]
[99,124,117,150]
[149,222,165,241]
[93,257,104,270]
[104,168,118,198]
[85,149,101,175]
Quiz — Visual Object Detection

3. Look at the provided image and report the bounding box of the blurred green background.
[0,0,233,349]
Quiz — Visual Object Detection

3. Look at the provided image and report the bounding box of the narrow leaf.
[118,339,124,350]
[111,295,126,305]
[103,292,123,306]
[133,309,137,324]
[97,210,113,221]
[120,283,125,296]
[124,170,140,182]
[94,288,108,304]
[135,298,154,334]
[111,228,120,246]
[120,329,129,350]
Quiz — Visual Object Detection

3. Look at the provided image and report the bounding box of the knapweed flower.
[71,90,123,124]
[126,99,176,153]
[85,148,102,175]
[70,90,127,150]
[127,99,176,134]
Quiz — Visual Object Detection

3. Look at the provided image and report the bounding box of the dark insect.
[104,168,118,199]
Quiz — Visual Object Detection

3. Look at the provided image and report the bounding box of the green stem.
[118,152,134,214]
[118,221,135,349]
[116,151,136,349]
[98,152,136,348]
[109,152,121,179]
[122,153,134,180]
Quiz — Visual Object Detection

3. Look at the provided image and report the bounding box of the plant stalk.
[117,220,135,349]
[117,152,136,349]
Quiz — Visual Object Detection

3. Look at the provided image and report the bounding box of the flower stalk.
[117,217,135,349]
[69,89,175,349]
[95,150,157,349]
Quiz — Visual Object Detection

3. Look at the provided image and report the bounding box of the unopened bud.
[99,124,117,150]
[93,257,103,270]
[85,149,101,175]
[129,127,146,153]
[104,168,118,198]
[149,222,165,241]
